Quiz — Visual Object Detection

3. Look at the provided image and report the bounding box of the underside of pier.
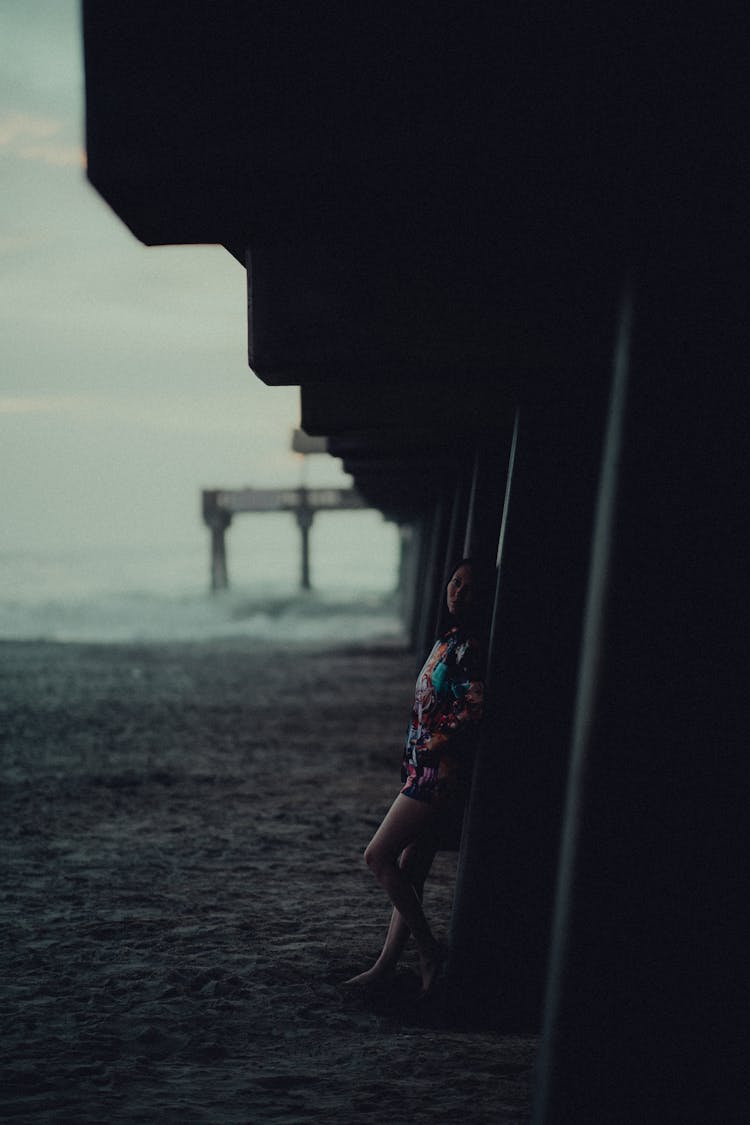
[82,7,746,1121]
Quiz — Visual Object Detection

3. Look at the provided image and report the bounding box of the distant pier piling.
[295,499,314,591]
[202,491,232,592]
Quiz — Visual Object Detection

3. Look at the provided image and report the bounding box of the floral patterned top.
[401,626,484,806]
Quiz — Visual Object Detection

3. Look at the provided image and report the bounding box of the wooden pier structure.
[84,11,746,1121]
[202,485,367,592]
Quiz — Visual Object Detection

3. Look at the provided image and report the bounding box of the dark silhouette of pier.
[83,8,747,1121]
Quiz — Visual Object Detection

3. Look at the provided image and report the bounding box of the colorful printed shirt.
[401,626,484,806]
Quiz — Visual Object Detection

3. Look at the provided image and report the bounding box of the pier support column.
[414,496,450,663]
[407,515,429,650]
[428,456,475,641]
[296,497,314,591]
[447,387,608,1030]
[533,287,747,1123]
[397,523,418,631]
[202,491,232,592]
[209,513,231,591]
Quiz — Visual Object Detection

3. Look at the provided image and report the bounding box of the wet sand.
[1,638,536,1123]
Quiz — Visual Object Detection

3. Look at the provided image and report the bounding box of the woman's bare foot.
[419,943,445,995]
[341,964,394,991]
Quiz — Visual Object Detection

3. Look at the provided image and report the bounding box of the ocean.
[0,511,403,645]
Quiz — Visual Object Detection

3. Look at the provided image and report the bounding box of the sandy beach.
[1,638,535,1123]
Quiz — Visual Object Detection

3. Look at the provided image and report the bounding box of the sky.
[0,1,355,558]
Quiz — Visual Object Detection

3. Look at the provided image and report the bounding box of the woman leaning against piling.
[345,558,485,996]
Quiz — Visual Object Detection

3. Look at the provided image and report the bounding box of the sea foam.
[0,535,403,645]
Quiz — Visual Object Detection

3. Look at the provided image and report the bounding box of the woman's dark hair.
[439,556,494,637]
[449,557,476,580]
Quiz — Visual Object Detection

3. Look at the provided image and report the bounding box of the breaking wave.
[0,587,404,645]
[0,539,404,645]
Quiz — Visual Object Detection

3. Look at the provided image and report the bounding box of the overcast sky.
[1,2,349,554]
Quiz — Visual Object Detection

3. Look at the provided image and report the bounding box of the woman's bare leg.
[345,835,437,987]
[346,793,443,992]
[375,838,437,972]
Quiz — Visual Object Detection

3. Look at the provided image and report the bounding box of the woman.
[345,559,485,995]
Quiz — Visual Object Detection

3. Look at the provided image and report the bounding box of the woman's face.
[446,564,474,621]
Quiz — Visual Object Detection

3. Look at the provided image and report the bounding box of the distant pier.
[202,485,368,592]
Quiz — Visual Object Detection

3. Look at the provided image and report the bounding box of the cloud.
[0,396,60,415]
[0,234,43,253]
[0,109,58,145]
[0,393,296,440]
[0,109,84,166]
[18,141,84,167]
